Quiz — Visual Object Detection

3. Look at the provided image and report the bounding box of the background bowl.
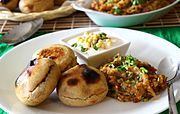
[72,0,180,27]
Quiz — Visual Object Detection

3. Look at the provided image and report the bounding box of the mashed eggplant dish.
[100,53,167,102]
[91,0,175,15]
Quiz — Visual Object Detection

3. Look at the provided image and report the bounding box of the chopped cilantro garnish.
[125,55,137,66]
[99,32,107,40]
[81,46,88,52]
[106,0,114,4]
[116,55,137,72]
[132,0,147,5]
[140,67,148,74]
[117,65,127,71]
[92,43,99,50]
[71,43,77,47]
[112,6,122,15]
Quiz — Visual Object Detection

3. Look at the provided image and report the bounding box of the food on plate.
[32,44,77,72]
[0,0,19,10]
[91,0,175,15]
[19,0,54,13]
[15,58,61,106]
[57,64,108,106]
[54,0,66,6]
[100,53,167,102]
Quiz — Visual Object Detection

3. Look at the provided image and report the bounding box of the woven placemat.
[0,3,180,33]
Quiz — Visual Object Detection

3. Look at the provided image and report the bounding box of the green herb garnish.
[71,43,77,47]
[116,55,137,72]
[132,0,147,5]
[117,65,127,71]
[99,32,107,37]
[112,6,122,15]
[140,67,148,74]
[106,0,114,4]
[81,46,88,52]
[125,55,137,66]
[92,43,99,50]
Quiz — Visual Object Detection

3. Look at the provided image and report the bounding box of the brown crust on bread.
[0,0,19,10]
[15,58,61,106]
[19,0,54,13]
[57,64,108,106]
[33,44,77,72]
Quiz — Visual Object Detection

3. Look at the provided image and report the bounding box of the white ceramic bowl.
[61,28,130,67]
[72,0,180,27]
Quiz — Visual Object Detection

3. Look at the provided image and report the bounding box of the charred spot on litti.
[57,64,108,107]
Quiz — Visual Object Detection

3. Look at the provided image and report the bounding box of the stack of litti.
[15,44,77,106]
[15,44,108,107]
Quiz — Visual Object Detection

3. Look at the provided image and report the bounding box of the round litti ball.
[57,64,108,106]
[15,58,61,106]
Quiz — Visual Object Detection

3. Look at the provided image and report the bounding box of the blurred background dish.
[0,0,76,21]
[72,0,180,27]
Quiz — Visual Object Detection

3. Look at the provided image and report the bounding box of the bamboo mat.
[0,4,180,33]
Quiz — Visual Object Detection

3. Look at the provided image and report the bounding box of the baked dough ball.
[57,64,108,106]
[15,58,61,106]
[19,0,54,13]
[0,0,19,10]
[32,44,77,72]
[54,0,66,6]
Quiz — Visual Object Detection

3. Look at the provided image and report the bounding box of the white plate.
[0,27,180,114]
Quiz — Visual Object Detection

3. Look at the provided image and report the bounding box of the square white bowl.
[61,28,130,67]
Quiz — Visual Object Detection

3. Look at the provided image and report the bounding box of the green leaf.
[92,43,99,50]
[112,6,122,15]
[106,0,114,4]
[117,65,127,71]
[132,0,147,5]
[140,67,148,74]
[99,32,107,40]
[81,46,88,52]
[71,43,77,47]
[124,55,137,66]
